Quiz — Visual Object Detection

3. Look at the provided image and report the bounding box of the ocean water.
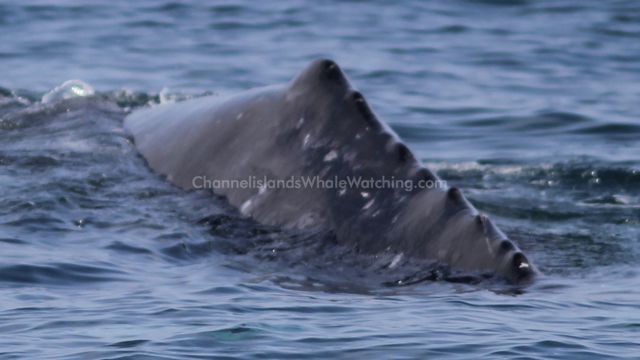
[1,0,640,359]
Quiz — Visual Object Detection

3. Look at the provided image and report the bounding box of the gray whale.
[125,59,536,283]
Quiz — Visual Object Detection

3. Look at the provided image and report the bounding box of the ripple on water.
[0,263,128,285]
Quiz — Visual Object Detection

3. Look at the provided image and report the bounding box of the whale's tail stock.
[124,59,537,284]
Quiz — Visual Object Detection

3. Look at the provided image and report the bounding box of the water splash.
[41,80,95,104]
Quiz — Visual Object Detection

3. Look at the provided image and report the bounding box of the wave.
[0,262,127,285]
[432,160,640,190]
[457,111,640,137]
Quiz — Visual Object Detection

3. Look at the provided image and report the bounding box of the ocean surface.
[1,0,639,358]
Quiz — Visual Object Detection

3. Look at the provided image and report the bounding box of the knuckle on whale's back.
[347,90,380,131]
[394,143,414,164]
[445,187,473,216]
[412,167,438,184]
[499,239,515,253]
[292,58,348,92]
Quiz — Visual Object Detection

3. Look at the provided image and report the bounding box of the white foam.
[41,80,95,104]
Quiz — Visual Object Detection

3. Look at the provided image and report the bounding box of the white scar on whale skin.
[324,150,338,162]
[389,253,404,269]
[240,199,253,215]
[363,199,375,210]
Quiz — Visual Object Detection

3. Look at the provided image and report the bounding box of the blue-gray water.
[1,0,639,359]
